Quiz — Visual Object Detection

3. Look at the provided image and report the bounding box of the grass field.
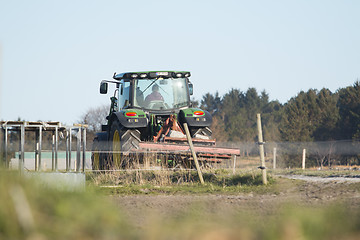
[1,169,360,239]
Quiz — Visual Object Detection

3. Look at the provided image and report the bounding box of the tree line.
[197,81,360,144]
[81,81,360,144]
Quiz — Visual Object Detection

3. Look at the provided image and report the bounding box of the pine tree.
[337,81,360,139]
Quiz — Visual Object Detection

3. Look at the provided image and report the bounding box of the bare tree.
[79,105,109,132]
[313,141,336,168]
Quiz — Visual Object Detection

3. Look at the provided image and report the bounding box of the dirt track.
[280,174,360,183]
[112,176,360,226]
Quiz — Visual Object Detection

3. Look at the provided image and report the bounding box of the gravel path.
[279,175,360,183]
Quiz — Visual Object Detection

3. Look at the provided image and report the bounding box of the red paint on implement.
[138,142,240,155]
[163,137,216,145]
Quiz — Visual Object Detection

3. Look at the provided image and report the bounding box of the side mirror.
[100,82,108,94]
[188,83,193,95]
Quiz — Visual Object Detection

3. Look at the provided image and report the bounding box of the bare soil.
[111,176,360,226]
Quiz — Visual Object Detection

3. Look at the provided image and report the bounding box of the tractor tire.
[110,120,141,168]
[91,138,102,170]
[120,129,141,151]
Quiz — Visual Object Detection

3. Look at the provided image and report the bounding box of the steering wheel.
[148,100,168,109]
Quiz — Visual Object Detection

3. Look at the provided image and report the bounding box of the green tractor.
[92,71,237,170]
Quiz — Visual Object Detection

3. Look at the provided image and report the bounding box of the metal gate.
[1,121,87,173]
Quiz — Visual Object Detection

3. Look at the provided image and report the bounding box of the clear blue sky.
[1,0,360,124]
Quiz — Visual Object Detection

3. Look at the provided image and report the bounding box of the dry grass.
[87,169,274,196]
[89,169,175,186]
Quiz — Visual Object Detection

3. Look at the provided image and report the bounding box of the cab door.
[118,80,131,110]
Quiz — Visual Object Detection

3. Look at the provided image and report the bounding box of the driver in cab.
[145,84,164,102]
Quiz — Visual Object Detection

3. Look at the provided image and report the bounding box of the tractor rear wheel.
[110,120,141,168]
[91,138,101,170]
[91,137,107,170]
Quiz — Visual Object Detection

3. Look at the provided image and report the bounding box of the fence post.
[183,123,204,185]
[76,128,81,172]
[69,128,72,170]
[273,147,277,169]
[19,124,25,175]
[302,148,306,170]
[66,130,70,171]
[35,142,39,171]
[232,155,237,174]
[3,125,8,168]
[51,134,55,171]
[38,126,42,171]
[82,127,86,172]
[55,126,58,171]
[257,113,267,185]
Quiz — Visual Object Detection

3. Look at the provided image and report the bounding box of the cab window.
[118,81,130,110]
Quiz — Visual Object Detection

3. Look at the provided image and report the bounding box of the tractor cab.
[93,70,240,171]
[98,70,212,148]
[100,71,193,113]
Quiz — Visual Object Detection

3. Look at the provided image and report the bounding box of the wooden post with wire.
[302,148,306,170]
[257,113,267,185]
[273,147,277,169]
[232,155,237,174]
[183,123,205,185]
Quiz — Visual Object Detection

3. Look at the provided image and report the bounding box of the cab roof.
[113,71,191,80]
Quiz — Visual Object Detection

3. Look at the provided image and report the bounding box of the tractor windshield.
[133,78,190,110]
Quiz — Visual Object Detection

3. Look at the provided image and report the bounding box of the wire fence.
[2,120,360,172]
[218,140,360,169]
[2,134,360,172]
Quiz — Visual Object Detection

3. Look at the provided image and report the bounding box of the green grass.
[1,169,360,239]
[88,169,276,195]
